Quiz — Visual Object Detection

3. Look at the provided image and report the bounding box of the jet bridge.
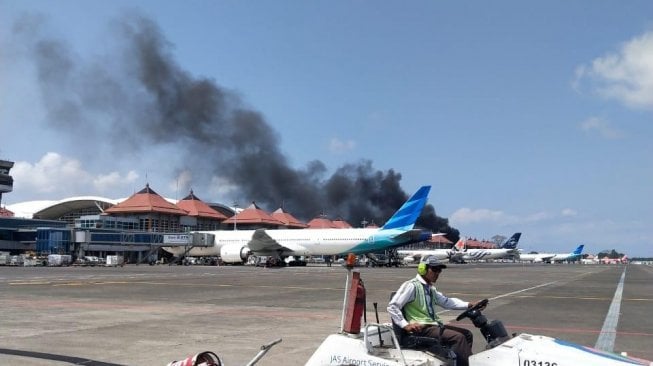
[73,230,215,264]
[160,232,215,263]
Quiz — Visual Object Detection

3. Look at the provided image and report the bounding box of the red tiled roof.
[0,207,14,217]
[306,216,337,229]
[223,202,283,225]
[271,208,307,228]
[176,190,227,220]
[332,218,353,228]
[465,238,497,249]
[428,234,453,245]
[104,184,188,215]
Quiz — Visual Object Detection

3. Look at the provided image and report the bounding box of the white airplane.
[163,186,433,264]
[451,233,522,262]
[519,251,555,263]
[519,244,584,263]
[397,237,463,264]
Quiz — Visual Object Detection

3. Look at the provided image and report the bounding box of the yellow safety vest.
[403,278,442,324]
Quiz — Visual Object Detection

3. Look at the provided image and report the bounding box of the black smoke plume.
[13,12,458,237]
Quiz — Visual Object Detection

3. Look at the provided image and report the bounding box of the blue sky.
[1,1,652,256]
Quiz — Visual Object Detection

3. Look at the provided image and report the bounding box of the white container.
[106,255,124,266]
[48,254,72,266]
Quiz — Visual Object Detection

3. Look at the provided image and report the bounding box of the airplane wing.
[249,229,307,254]
[539,254,556,261]
[391,229,431,243]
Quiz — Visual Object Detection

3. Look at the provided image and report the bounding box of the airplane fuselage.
[163,185,433,263]
[163,227,409,258]
[460,248,517,261]
[519,249,583,263]
[397,249,452,262]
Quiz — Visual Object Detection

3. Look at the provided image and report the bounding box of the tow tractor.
[304,255,652,366]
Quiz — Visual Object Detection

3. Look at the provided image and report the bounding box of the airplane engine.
[220,244,250,264]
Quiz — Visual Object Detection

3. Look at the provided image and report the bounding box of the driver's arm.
[387,281,416,329]
[434,290,469,310]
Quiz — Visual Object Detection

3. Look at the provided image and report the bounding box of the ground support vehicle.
[304,259,652,366]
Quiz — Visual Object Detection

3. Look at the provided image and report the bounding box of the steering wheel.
[456,298,489,321]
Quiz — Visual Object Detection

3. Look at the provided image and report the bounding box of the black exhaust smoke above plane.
[14,12,458,237]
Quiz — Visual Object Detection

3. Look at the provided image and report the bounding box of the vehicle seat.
[389,292,456,364]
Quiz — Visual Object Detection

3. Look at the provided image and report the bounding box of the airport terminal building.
[0,162,356,264]
[0,170,232,263]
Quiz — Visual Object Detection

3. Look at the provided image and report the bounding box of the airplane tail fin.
[381,186,431,231]
[453,238,466,252]
[501,232,522,249]
[572,244,584,255]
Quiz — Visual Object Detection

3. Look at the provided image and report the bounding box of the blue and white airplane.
[163,185,432,263]
[519,244,585,263]
[399,233,522,264]
[397,237,461,263]
[453,232,522,262]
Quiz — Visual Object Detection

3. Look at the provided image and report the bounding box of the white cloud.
[93,170,139,193]
[561,208,578,217]
[13,152,91,194]
[450,207,553,226]
[328,138,356,154]
[575,30,653,110]
[450,208,506,225]
[523,211,552,223]
[11,152,139,199]
[580,116,624,139]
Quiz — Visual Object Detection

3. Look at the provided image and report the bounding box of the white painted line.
[437,280,560,315]
[594,267,626,352]
[488,280,561,301]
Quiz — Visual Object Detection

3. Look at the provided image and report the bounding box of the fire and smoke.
[13,12,458,237]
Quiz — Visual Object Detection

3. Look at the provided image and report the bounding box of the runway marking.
[436,280,561,316]
[8,281,53,285]
[490,280,570,300]
[437,270,604,316]
[595,267,626,352]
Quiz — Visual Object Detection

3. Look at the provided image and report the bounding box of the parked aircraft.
[549,244,584,262]
[397,237,463,264]
[163,185,432,264]
[452,233,522,262]
[519,244,584,263]
[518,252,555,263]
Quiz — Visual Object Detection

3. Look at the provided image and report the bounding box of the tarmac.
[0,262,651,365]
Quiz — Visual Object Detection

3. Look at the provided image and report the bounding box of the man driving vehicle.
[387,255,487,366]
